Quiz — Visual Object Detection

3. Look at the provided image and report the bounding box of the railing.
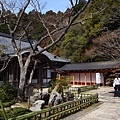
[65,84,98,92]
[63,84,98,98]
[8,93,98,120]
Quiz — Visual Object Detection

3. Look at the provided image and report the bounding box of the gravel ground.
[62,86,120,120]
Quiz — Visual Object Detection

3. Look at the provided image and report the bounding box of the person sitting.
[113,75,120,97]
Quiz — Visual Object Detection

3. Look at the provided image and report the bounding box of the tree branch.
[0,57,12,73]
[33,0,91,54]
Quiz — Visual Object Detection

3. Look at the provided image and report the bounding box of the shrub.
[2,100,15,108]
[0,107,31,119]
[0,110,4,120]
[6,107,31,119]
[0,89,6,102]
[49,76,72,92]
[0,82,18,102]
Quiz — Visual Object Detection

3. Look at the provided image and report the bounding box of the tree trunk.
[28,60,37,84]
[48,83,63,107]
[50,83,63,94]
[17,69,27,102]
[17,54,30,102]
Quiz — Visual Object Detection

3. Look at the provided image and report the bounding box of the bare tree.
[93,29,120,60]
[0,0,91,101]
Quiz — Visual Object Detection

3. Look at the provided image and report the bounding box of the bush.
[49,76,72,92]
[58,76,72,85]
[0,82,18,102]
[0,110,4,120]
[0,89,6,102]
[2,100,15,108]
[0,107,31,119]
[0,99,15,109]
[6,107,31,119]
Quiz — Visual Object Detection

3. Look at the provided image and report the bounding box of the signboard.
[96,73,101,84]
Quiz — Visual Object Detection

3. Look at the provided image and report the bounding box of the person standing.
[113,75,120,97]
[96,73,101,88]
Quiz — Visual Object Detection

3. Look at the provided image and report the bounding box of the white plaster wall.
[80,73,85,82]
[69,72,104,84]
[86,73,90,82]
[74,73,79,82]
[91,73,96,82]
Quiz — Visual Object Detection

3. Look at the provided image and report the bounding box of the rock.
[11,103,24,108]
[30,100,45,111]
[48,92,62,107]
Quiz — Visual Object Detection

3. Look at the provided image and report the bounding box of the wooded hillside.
[0,0,119,63]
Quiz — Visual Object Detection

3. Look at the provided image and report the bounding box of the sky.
[41,0,71,13]
[4,0,72,14]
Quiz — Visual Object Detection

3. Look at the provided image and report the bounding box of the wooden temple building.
[59,61,120,86]
[0,33,70,87]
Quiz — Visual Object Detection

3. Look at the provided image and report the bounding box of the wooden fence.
[8,93,98,120]
[63,84,98,92]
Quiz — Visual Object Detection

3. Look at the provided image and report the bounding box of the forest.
[0,0,120,63]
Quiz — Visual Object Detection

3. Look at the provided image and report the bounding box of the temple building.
[59,61,120,86]
[0,33,70,87]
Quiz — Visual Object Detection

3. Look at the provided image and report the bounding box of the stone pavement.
[63,86,120,120]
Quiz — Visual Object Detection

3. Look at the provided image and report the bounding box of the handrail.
[8,93,98,120]
[63,84,98,92]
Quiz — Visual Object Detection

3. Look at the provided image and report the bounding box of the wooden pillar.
[79,72,80,85]
[38,65,43,89]
[9,63,14,86]
[72,72,75,85]
[90,72,92,85]
[85,72,87,86]
[103,72,105,86]
[6,66,9,83]
[8,62,19,87]
[58,74,60,80]
[15,65,19,87]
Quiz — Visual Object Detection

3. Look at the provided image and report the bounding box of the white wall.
[92,73,96,83]
[69,72,104,85]
[80,73,85,82]
[74,73,79,82]
[86,73,90,82]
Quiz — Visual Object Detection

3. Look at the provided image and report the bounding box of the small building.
[0,33,70,87]
[59,61,120,86]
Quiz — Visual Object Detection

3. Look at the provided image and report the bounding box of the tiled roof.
[0,33,70,63]
[0,33,31,54]
[60,61,120,71]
